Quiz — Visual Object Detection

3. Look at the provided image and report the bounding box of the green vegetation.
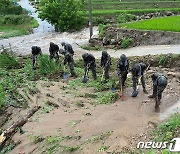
[0,52,63,109]
[0,52,19,69]
[158,55,169,65]
[117,13,136,24]
[96,91,119,105]
[0,85,6,107]
[80,8,180,16]
[120,37,134,49]
[153,113,180,143]
[81,44,105,51]
[39,0,85,32]
[120,16,180,32]
[0,0,38,38]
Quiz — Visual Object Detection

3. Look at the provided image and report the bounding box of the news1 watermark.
[137,138,180,152]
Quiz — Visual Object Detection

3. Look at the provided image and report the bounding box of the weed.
[63,146,80,152]
[0,142,17,154]
[120,37,133,49]
[0,85,6,107]
[87,131,113,143]
[38,55,61,75]
[96,91,119,105]
[98,24,106,38]
[117,13,136,24]
[158,55,168,65]
[29,135,45,144]
[40,106,53,114]
[0,53,19,69]
[153,113,180,143]
[98,145,110,152]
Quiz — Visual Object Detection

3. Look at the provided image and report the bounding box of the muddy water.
[18,0,54,33]
[160,99,180,121]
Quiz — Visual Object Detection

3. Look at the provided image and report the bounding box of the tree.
[38,0,85,32]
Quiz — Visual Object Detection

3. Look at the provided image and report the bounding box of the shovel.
[63,65,69,79]
[82,65,89,83]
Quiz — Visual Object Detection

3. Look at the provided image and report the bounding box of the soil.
[0,65,179,154]
[92,27,180,49]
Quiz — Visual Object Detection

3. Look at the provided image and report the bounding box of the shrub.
[39,0,85,32]
[120,37,133,49]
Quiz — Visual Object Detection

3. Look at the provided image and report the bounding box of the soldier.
[117,54,129,86]
[49,42,59,63]
[148,73,167,112]
[31,46,42,70]
[64,52,77,77]
[61,42,74,55]
[131,62,148,97]
[100,51,111,81]
[82,53,97,83]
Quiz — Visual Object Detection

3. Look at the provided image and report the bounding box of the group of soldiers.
[31,42,167,112]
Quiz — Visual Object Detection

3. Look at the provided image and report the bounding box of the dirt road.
[0,28,180,59]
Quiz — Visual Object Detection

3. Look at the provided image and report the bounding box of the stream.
[17,0,55,33]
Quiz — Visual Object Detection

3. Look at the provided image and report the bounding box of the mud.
[1,66,178,154]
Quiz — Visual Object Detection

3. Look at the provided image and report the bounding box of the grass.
[120,16,180,32]
[0,18,38,38]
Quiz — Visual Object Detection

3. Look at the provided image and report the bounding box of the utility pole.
[88,0,93,39]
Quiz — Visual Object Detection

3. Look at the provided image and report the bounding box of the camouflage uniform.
[49,42,59,63]
[101,51,111,80]
[64,52,76,77]
[117,54,129,86]
[149,73,167,112]
[31,46,42,69]
[61,42,74,55]
[82,53,97,80]
[131,62,148,97]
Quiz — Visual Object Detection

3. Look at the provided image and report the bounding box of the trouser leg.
[32,55,37,69]
[91,66,97,80]
[55,52,59,64]
[131,76,139,97]
[69,62,76,77]
[122,73,127,86]
[104,66,110,80]
[141,75,148,93]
